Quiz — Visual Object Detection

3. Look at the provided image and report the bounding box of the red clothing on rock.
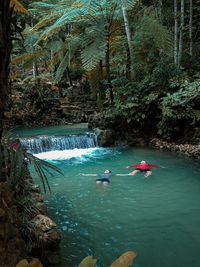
[130,163,161,170]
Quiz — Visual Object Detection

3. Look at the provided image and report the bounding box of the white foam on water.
[34,147,103,161]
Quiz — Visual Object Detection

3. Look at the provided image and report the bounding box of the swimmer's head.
[140,161,146,164]
[104,169,111,173]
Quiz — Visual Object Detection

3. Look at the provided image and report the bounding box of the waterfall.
[20,133,98,154]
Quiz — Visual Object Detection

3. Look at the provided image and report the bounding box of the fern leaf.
[10,0,28,14]
[12,50,47,65]
[137,11,173,56]
[53,34,81,82]
[120,0,139,9]
[54,51,70,83]
[81,25,107,71]
[31,14,61,31]
[11,53,35,65]
[47,49,66,71]
[81,41,106,71]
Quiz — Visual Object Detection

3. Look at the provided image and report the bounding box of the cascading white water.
[20,132,98,154]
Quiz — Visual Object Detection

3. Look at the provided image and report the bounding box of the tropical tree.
[22,0,139,103]
[0,0,13,139]
[0,0,28,139]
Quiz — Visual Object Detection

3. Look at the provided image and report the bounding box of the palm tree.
[28,0,139,102]
[121,0,139,79]
[189,0,193,56]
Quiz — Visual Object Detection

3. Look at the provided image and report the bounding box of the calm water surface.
[17,125,200,267]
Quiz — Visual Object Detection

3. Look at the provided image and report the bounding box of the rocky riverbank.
[150,138,200,158]
[89,112,200,159]
[0,182,27,267]
[0,164,61,267]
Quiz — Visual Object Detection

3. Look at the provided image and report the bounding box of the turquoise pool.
[17,125,200,267]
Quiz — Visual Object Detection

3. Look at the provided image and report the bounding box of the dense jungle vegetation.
[1,0,200,141]
[0,1,200,266]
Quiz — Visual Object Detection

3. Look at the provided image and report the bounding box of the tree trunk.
[158,0,163,22]
[97,60,104,105]
[122,6,134,79]
[178,0,184,65]
[189,0,193,56]
[32,60,39,84]
[105,30,114,104]
[126,48,131,79]
[0,0,13,139]
[174,0,178,64]
[66,67,73,86]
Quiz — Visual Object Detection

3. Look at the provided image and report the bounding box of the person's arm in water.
[126,164,143,169]
[148,164,161,168]
[79,173,98,176]
[115,172,137,176]
[126,163,164,169]
[126,164,137,168]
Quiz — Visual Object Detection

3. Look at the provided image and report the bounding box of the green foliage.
[113,80,161,125]
[9,0,200,142]
[8,147,24,189]
[158,79,200,138]
[135,12,173,56]
[0,135,63,193]
[0,135,63,250]
[54,35,81,83]
[26,152,63,193]
[80,25,107,71]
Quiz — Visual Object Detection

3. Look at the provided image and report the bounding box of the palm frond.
[26,152,63,193]
[10,0,28,14]
[81,25,107,71]
[31,14,61,31]
[12,52,35,65]
[21,72,52,83]
[137,11,173,56]
[54,35,80,83]
[12,49,47,65]
[120,0,139,10]
[35,6,86,43]
[46,41,68,71]
[31,1,56,9]
[54,50,70,83]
